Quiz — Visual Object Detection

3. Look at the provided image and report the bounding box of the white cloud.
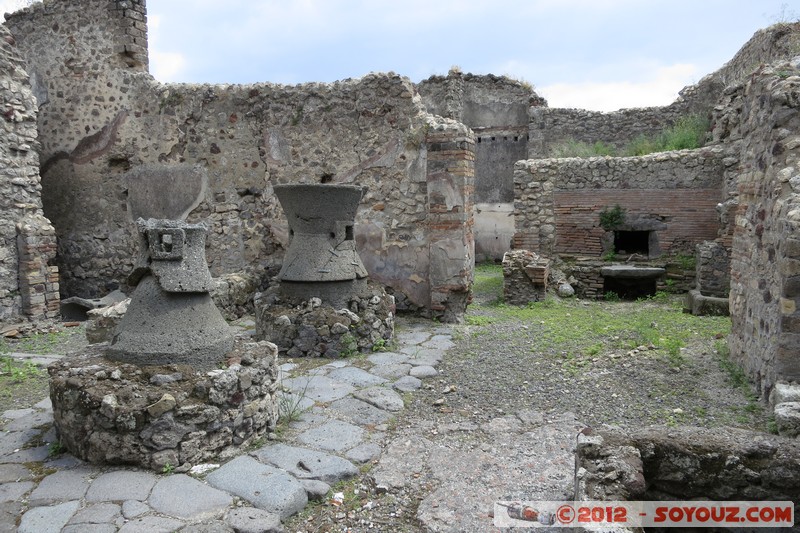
[147,14,188,82]
[537,63,699,112]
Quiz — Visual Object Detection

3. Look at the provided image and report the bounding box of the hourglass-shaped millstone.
[106,218,234,370]
[274,184,368,282]
[273,184,370,308]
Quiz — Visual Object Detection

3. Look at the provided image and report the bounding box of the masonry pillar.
[425,120,475,322]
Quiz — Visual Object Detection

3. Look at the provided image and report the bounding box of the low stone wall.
[501,250,548,305]
[513,149,725,260]
[576,426,800,502]
[254,280,394,357]
[49,340,279,471]
[0,24,59,323]
[696,240,730,298]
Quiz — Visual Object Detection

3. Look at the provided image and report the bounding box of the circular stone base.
[48,341,278,471]
[255,280,395,357]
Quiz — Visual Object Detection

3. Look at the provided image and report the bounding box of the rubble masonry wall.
[4,0,474,320]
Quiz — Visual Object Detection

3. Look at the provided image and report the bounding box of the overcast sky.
[3,0,799,111]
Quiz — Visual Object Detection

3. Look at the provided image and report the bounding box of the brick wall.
[553,189,721,257]
[514,150,726,259]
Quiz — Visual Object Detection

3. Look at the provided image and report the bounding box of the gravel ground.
[284,278,770,532]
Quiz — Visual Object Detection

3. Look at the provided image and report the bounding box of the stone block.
[770,382,800,405]
[774,402,800,437]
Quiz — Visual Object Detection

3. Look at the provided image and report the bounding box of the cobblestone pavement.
[2,317,512,532]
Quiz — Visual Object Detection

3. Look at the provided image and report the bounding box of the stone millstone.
[274,184,368,283]
[106,275,233,369]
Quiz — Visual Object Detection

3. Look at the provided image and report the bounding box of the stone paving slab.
[0,480,34,502]
[366,351,410,365]
[116,514,185,533]
[0,316,456,530]
[253,443,358,484]
[67,502,121,525]
[85,470,158,502]
[328,397,394,426]
[352,385,405,412]
[28,469,92,506]
[326,366,387,387]
[206,456,307,519]
[392,375,423,392]
[296,420,365,452]
[369,362,412,379]
[17,500,80,533]
[281,375,355,403]
[226,507,283,533]
[0,463,31,483]
[149,474,232,520]
[410,364,438,378]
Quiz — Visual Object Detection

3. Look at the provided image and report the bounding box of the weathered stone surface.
[300,478,331,501]
[17,500,80,533]
[67,502,121,525]
[770,382,800,405]
[409,365,438,378]
[281,375,355,403]
[225,507,283,533]
[121,500,150,519]
[28,469,92,506]
[274,184,367,284]
[578,425,800,501]
[116,515,185,533]
[352,386,405,412]
[206,456,307,519]
[85,298,130,343]
[326,366,387,388]
[149,474,232,520]
[392,375,423,392]
[85,471,157,502]
[0,481,35,503]
[106,276,233,369]
[503,250,549,304]
[296,420,365,452]
[253,443,358,484]
[328,397,394,426]
[345,442,382,464]
[774,402,800,437]
[0,464,32,483]
[124,164,207,221]
[366,352,409,365]
[369,363,412,379]
[49,341,278,471]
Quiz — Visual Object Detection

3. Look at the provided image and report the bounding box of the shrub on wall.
[549,114,710,158]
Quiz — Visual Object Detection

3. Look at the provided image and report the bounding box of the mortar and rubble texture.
[1,0,800,478]
[48,340,279,470]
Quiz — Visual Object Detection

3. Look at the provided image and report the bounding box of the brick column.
[425,120,475,322]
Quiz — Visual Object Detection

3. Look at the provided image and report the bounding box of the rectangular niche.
[614,230,650,256]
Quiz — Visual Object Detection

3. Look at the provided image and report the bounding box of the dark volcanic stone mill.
[256,183,395,357]
[275,183,368,307]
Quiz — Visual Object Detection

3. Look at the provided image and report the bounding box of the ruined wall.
[530,24,800,159]
[728,58,800,398]
[417,72,544,261]
[5,0,473,320]
[513,148,726,258]
[0,23,58,322]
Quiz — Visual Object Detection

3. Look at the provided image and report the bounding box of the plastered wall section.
[0,23,58,322]
[728,59,800,398]
[5,0,474,320]
[513,148,726,258]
